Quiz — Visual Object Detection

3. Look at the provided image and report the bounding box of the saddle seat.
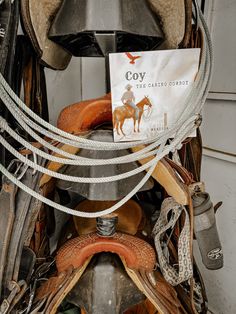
[57,93,112,134]
[56,232,156,273]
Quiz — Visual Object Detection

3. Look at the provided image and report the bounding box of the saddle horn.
[49,0,164,57]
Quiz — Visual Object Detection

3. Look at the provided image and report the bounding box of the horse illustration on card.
[109,49,200,142]
[113,84,152,137]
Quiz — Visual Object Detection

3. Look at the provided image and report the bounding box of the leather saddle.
[32,93,196,314]
[11,86,209,313]
[35,229,181,314]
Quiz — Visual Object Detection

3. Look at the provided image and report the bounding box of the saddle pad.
[20,0,71,70]
[48,0,164,56]
[56,232,156,273]
[147,0,185,48]
[73,199,143,236]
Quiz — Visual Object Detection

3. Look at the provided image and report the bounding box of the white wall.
[194,1,236,313]
[195,101,236,314]
[45,57,82,125]
[45,58,106,126]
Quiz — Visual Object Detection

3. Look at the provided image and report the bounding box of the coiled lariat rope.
[0,7,213,218]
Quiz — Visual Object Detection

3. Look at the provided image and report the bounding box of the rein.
[142,106,153,121]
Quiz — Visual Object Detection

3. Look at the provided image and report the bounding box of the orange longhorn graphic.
[125,52,141,64]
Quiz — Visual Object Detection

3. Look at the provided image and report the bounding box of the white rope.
[0,126,194,218]
[0,116,196,183]
[0,115,196,166]
[0,81,192,151]
[0,5,213,218]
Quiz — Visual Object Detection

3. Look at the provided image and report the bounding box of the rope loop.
[0,3,213,218]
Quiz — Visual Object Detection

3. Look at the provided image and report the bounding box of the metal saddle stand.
[49,0,164,57]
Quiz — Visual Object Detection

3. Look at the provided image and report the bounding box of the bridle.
[142,96,153,120]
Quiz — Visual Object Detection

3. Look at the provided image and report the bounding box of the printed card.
[109,49,200,142]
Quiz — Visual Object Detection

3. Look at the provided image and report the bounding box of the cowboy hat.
[125,84,133,89]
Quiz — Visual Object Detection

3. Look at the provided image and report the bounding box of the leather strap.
[0,177,17,299]
[13,36,49,122]
[3,164,42,294]
[131,146,189,205]
[165,157,194,186]
[0,280,27,314]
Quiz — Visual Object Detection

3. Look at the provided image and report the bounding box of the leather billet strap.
[0,176,17,300]
[3,163,42,295]
[179,25,204,182]
[153,197,193,286]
